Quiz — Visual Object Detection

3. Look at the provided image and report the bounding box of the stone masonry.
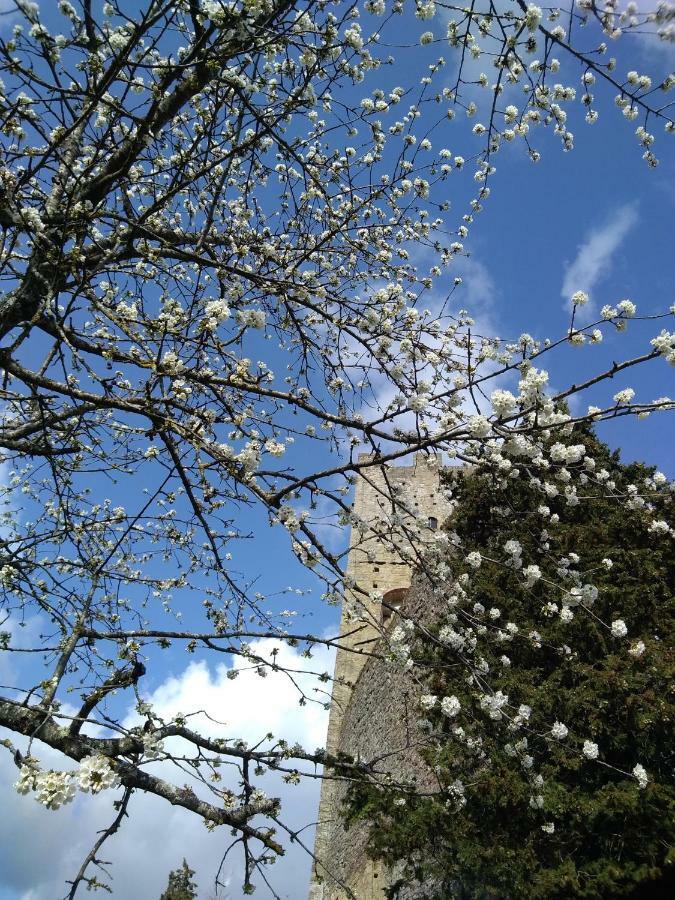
[312,575,447,900]
[310,454,451,899]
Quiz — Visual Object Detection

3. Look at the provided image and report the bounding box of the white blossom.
[468,415,491,438]
[503,539,522,558]
[78,754,120,794]
[611,619,628,638]
[632,763,648,789]
[480,690,508,720]
[613,388,635,405]
[523,565,541,587]
[617,299,637,317]
[465,551,482,569]
[651,330,675,365]
[583,740,599,759]
[491,389,517,417]
[441,695,461,718]
[33,770,76,810]
[551,721,568,740]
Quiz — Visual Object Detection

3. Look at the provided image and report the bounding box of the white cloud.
[452,256,499,320]
[561,204,638,309]
[0,639,334,899]
[629,2,675,58]
[358,255,500,409]
[134,637,332,749]
[0,613,43,687]
[353,254,510,448]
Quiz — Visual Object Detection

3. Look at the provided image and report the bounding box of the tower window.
[381,586,410,626]
[428,516,438,531]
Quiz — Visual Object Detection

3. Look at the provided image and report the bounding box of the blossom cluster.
[15,754,120,810]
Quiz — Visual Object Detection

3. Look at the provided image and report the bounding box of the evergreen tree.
[346,428,674,899]
[160,860,198,900]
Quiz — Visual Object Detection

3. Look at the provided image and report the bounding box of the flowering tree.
[0,0,672,896]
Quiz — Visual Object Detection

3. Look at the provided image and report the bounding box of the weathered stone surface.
[312,576,446,899]
[311,455,452,899]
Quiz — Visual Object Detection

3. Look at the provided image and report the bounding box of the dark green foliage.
[160,859,198,900]
[345,428,674,899]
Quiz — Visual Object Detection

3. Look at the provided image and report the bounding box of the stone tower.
[310,453,450,900]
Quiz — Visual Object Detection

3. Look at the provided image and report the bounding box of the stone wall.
[311,454,451,898]
[311,576,446,899]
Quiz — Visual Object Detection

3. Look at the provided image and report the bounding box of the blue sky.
[0,2,673,899]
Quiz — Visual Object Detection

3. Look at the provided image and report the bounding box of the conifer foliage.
[160,859,198,900]
[346,428,674,899]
